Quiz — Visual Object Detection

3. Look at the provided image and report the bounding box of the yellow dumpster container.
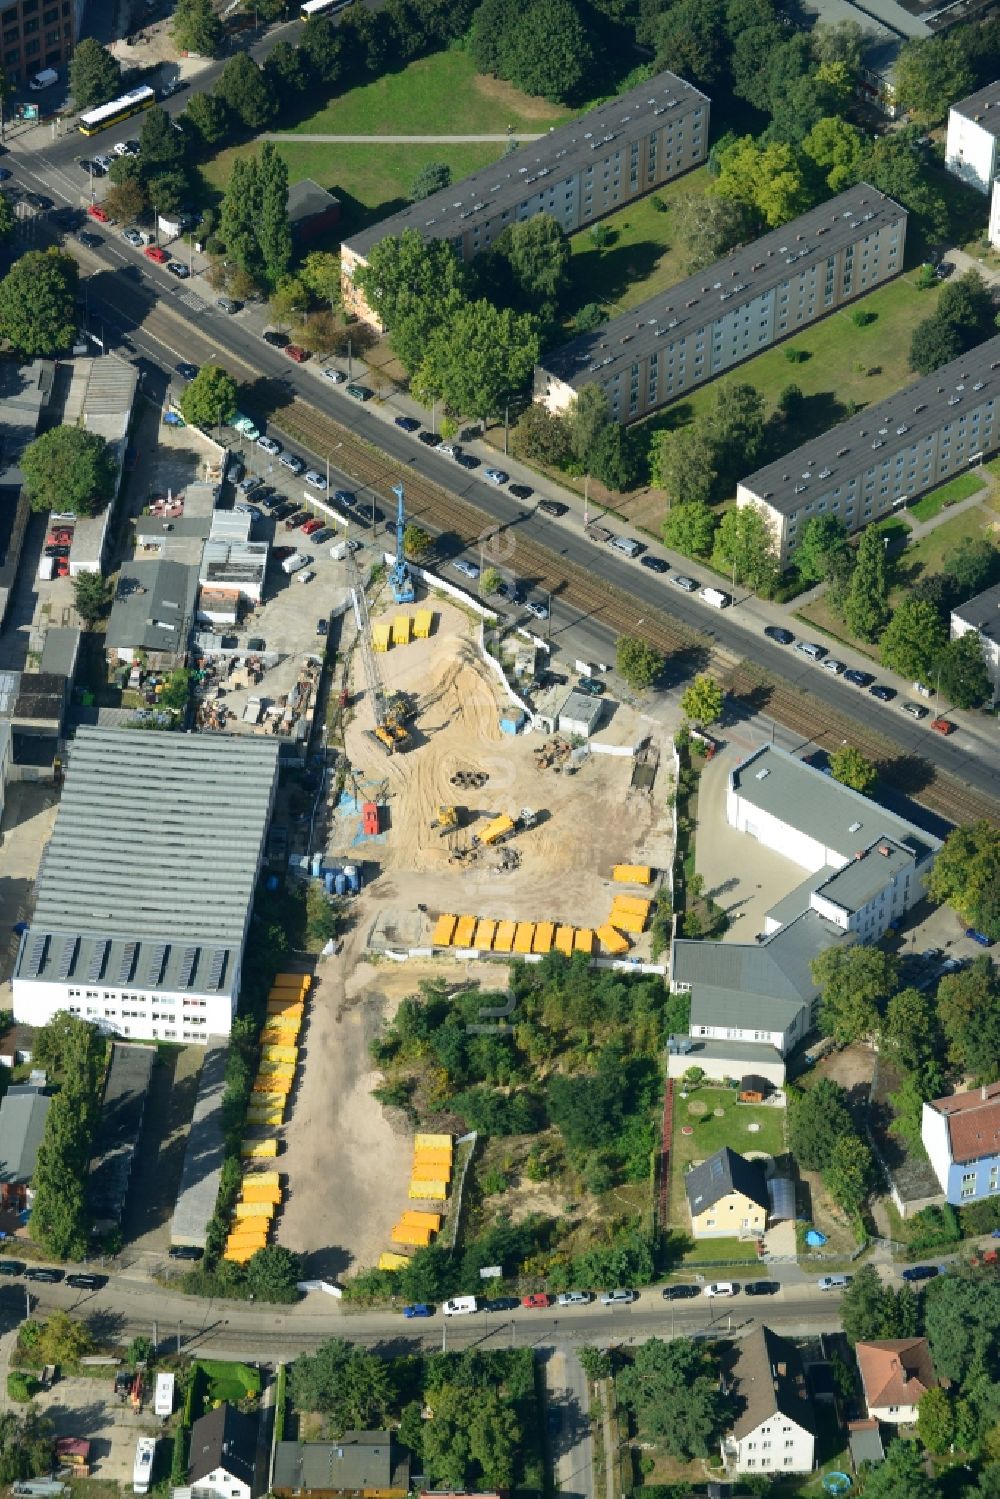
[413,609,434,639]
[596,923,631,955]
[453,914,477,947]
[493,920,516,953]
[411,1162,452,1184]
[474,918,497,950]
[378,1252,411,1271]
[226,1228,269,1249]
[610,894,652,919]
[262,1045,298,1065]
[392,615,412,646]
[432,913,458,947]
[257,1061,296,1081]
[240,1185,282,1206]
[234,1200,275,1219]
[415,1134,453,1150]
[242,1170,281,1188]
[607,907,646,934]
[391,1222,434,1247]
[372,622,391,652]
[241,1138,278,1159]
[413,1148,452,1168]
[408,1179,448,1200]
[401,1210,442,1230]
[532,921,554,954]
[554,925,575,956]
[613,864,652,885]
[273,973,311,992]
[513,922,534,954]
[247,1104,285,1125]
[574,928,594,955]
[266,999,304,1018]
[253,1072,292,1092]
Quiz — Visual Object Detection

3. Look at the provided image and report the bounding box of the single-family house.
[723,1325,815,1476]
[0,1084,50,1208]
[855,1338,937,1424]
[921,1082,1000,1204]
[684,1146,768,1240]
[188,1403,258,1499]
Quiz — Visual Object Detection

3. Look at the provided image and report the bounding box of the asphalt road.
[0,1274,847,1363]
[4,134,999,809]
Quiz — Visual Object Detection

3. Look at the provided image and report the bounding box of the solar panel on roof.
[23,933,49,979]
[87,939,109,983]
[206,948,227,991]
[146,943,167,986]
[55,936,79,981]
[118,941,138,985]
[178,946,198,988]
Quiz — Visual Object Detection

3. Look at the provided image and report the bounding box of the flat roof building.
[946,82,1000,194]
[106,558,200,669]
[12,727,279,1041]
[0,360,51,629]
[170,1041,229,1249]
[342,69,709,323]
[535,186,906,423]
[951,580,1000,705]
[737,332,1000,565]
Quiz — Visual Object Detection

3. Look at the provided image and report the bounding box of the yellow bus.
[79,85,155,137]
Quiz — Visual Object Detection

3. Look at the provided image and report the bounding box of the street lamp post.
[583,473,590,529]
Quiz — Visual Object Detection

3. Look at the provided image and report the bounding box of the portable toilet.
[334,872,347,896]
[344,864,361,894]
[324,871,336,895]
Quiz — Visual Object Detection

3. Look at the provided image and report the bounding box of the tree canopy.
[288,1339,395,1433]
[69,39,121,110]
[0,249,78,357]
[812,946,898,1045]
[618,1338,734,1459]
[179,365,239,431]
[22,427,117,517]
[680,674,724,727]
[172,0,225,56]
[828,744,877,794]
[616,636,664,691]
[928,823,1000,944]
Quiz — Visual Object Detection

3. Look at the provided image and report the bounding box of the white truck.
[38,556,55,580]
[282,551,308,575]
[699,586,731,609]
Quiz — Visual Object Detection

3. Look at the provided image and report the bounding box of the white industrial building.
[950,580,1000,705]
[946,82,1000,194]
[12,728,279,1042]
[670,746,940,1054]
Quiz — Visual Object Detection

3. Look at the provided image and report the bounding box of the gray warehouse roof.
[0,362,51,487]
[817,839,914,913]
[343,69,707,259]
[0,1085,50,1183]
[106,557,199,657]
[953,580,1000,637]
[740,332,1000,516]
[731,746,940,863]
[950,81,1000,136]
[274,1435,409,1494]
[170,1041,229,1248]
[16,727,278,998]
[88,1042,154,1230]
[539,185,905,390]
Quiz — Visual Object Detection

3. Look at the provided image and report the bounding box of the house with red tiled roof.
[922,1082,1000,1204]
[855,1339,938,1425]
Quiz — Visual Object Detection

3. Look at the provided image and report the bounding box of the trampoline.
[822,1474,852,1495]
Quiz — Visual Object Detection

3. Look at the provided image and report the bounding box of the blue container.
[310,852,322,879]
[334,872,347,896]
[324,871,336,895]
[344,863,361,894]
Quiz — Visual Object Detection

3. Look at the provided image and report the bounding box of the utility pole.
[583,473,590,529]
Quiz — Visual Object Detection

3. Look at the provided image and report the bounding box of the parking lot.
[22,1373,165,1484]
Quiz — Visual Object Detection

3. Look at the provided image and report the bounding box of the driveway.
[27,1374,163,1484]
[542,1348,594,1499]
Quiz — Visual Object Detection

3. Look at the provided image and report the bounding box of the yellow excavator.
[430,805,461,836]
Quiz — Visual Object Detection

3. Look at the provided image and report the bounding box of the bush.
[7,1372,36,1402]
[852,309,877,327]
[784,346,808,363]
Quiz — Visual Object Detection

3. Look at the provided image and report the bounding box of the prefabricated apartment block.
[341,68,709,324]
[737,332,1000,566]
[946,81,1000,194]
[534,185,906,422]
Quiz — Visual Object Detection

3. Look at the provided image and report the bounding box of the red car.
[55,559,70,578]
[87,204,111,223]
[144,245,169,264]
[521,1293,552,1309]
[285,344,309,364]
[931,718,956,735]
[302,518,322,535]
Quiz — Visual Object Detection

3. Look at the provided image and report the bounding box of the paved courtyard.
[0,782,59,986]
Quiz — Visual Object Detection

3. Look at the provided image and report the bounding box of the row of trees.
[29,1014,107,1259]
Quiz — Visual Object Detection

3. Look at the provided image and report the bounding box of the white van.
[700,586,731,608]
[29,68,58,91]
[610,535,642,559]
[442,1296,479,1316]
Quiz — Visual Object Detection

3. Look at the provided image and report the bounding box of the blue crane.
[390,482,415,604]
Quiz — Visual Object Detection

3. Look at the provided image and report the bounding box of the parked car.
[901,1265,940,1282]
[494,581,523,605]
[121,226,143,247]
[765,626,795,645]
[966,928,993,947]
[418,431,442,447]
[576,676,604,697]
[869,684,896,702]
[601,1289,637,1305]
[323,368,347,384]
[483,1297,519,1312]
[302,518,323,536]
[279,454,305,475]
[438,442,459,457]
[661,1284,700,1300]
[744,1281,780,1296]
[66,1273,107,1291]
[817,1274,851,1291]
[346,383,373,401]
[168,1245,203,1261]
[78,230,103,248]
[144,245,169,264]
[844,669,875,688]
[215,298,242,314]
[703,1282,737,1298]
[87,204,111,223]
[262,328,287,345]
[451,558,480,579]
[166,261,190,278]
[25,1267,64,1283]
[312,528,335,546]
[901,701,929,720]
[538,499,567,517]
[455,452,480,470]
[510,484,534,501]
[334,489,356,507]
[395,415,420,432]
[0,1260,26,1276]
[485,468,509,485]
[931,717,956,734]
[256,435,282,456]
[402,1303,432,1317]
[671,574,698,592]
[522,1293,552,1309]
[556,1291,592,1306]
[285,344,309,363]
[823,658,846,674]
[305,471,328,490]
[525,599,549,620]
[239,475,264,494]
[795,640,825,660]
[641,555,669,573]
[176,362,198,382]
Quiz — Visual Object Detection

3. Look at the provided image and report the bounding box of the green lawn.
[639,273,943,445]
[286,49,571,136]
[199,140,505,241]
[190,1358,261,1419]
[907,470,984,522]
[564,167,713,319]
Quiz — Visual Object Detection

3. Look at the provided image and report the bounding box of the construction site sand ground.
[333,599,674,941]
